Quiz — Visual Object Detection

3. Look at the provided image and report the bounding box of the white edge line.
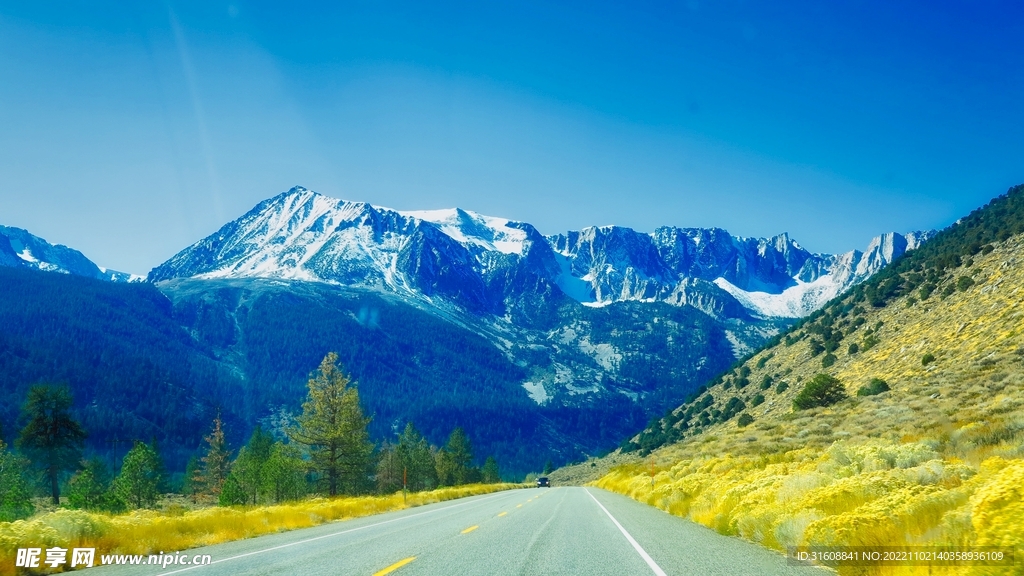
[156,490,513,575]
[586,488,668,576]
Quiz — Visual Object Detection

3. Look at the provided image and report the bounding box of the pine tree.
[435,449,456,487]
[67,459,112,510]
[16,385,86,505]
[445,428,474,485]
[481,456,501,484]
[219,473,247,506]
[112,441,163,509]
[225,426,275,505]
[376,442,403,493]
[199,413,232,497]
[65,467,101,506]
[289,352,373,496]
[262,442,306,503]
[183,456,201,503]
[396,423,436,491]
[0,439,34,521]
[148,439,170,494]
[792,374,848,410]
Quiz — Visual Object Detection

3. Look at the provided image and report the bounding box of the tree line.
[0,352,504,520]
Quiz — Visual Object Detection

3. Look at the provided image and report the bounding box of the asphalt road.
[82,487,827,575]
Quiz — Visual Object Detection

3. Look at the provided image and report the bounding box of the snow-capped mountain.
[0,225,142,282]
[142,186,935,469]
[149,189,555,315]
[0,186,937,474]
[150,186,932,320]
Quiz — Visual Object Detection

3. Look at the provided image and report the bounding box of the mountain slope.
[0,225,140,281]
[159,277,732,475]
[137,186,932,474]
[587,184,1024,573]
[0,188,930,477]
[0,266,240,471]
[150,186,930,320]
[147,186,930,413]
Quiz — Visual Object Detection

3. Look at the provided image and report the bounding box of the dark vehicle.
[536,477,550,487]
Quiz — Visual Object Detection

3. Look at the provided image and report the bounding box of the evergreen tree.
[435,449,456,487]
[112,441,163,509]
[183,456,201,503]
[0,439,34,521]
[219,473,247,506]
[441,428,474,485]
[149,438,170,494]
[481,456,501,484]
[793,374,848,410]
[289,353,373,496]
[376,442,403,493]
[16,385,86,505]
[199,413,232,497]
[262,442,306,503]
[247,425,274,461]
[395,423,437,491]
[225,426,275,505]
[66,458,114,511]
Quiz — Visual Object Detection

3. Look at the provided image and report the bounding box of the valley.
[0,188,924,476]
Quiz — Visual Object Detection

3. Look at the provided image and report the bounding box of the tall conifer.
[17,385,86,505]
[289,352,373,496]
[199,412,232,496]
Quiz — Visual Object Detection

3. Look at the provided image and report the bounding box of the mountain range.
[0,187,932,475]
[150,186,931,321]
[584,183,1024,564]
[0,225,141,282]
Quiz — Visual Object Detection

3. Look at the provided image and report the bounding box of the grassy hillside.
[597,185,1024,575]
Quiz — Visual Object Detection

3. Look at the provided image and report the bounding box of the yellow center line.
[461,525,479,534]
[497,511,507,517]
[516,504,522,508]
[373,556,416,576]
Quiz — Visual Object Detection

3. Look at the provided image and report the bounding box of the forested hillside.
[161,278,667,475]
[0,267,241,470]
[0,269,667,477]
[594,184,1024,574]
[1,187,927,480]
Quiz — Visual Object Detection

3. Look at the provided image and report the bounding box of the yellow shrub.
[0,483,520,575]
[596,440,1024,576]
[969,459,1024,575]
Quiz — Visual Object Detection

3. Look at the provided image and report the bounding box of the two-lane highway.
[83,488,825,575]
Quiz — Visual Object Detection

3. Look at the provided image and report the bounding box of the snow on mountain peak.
[0,225,141,282]
[398,207,529,255]
[148,187,934,321]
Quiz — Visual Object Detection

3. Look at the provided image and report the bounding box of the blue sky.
[1,1,1022,273]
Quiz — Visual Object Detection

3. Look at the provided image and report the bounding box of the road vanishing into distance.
[84,487,826,576]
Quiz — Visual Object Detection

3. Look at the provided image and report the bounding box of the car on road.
[536,476,550,487]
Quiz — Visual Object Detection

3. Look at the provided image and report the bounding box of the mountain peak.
[0,225,141,282]
[284,184,313,196]
[148,187,931,321]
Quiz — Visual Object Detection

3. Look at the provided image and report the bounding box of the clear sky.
[1,2,1022,274]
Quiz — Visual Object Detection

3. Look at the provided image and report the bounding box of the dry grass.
[0,483,522,575]
[596,236,1024,575]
